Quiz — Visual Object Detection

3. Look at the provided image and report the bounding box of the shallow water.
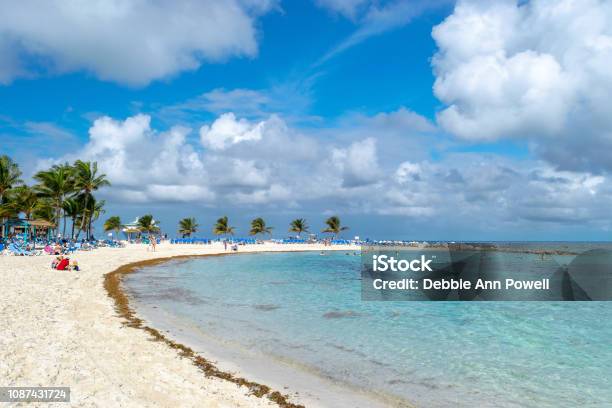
[125,250,612,407]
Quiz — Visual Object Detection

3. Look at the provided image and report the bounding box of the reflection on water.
[125,249,612,408]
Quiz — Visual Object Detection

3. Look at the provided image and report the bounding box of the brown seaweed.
[104,254,305,408]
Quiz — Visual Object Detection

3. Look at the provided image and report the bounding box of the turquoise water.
[125,251,612,407]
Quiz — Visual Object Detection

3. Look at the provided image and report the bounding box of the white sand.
[0,242,357,407]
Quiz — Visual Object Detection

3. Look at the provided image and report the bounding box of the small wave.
[388,379,410,385]
[141,275,177,281]
[368,358,389,367]
[327,342,368,358]
[140,287,207,306]
[253,304,281,311]
[322,310,361,319]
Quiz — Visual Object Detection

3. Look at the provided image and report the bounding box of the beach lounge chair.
[9,243,34,256]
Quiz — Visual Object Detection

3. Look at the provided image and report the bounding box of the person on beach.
[224,240,228,251]
[51,256,61,269]
[70,259,80,271]
[150,236,157,252]
[56,257,70,270]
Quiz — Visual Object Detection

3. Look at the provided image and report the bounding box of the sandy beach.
[0,242,356,407]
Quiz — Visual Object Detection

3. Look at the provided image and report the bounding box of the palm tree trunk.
[56,205,61,238]
[0,192,5,238]
[59,197,65,238]
[75,194,89,240]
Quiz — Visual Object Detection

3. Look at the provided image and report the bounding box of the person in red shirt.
[56,257,70,270]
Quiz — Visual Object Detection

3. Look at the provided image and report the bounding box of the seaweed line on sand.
[104,255,305,408]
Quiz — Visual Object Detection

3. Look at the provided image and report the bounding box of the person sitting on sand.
[51,256,61,269]
[56,257,70,271]
[53,243,62,255]
[70,259,79,271]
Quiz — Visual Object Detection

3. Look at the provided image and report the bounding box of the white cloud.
[432,0,612,171]
[348,107,436,133]
[377,154,612,225]
[228,183,292,205]
[158,83,316,125]
[200,112,319,160]
[39,109,432,209]
[188,89,272,117]
[318,0,450,63]
[208,158,270,188]
[200,113,265,150]
[315,0,369,19]
[0,0,275,86]
[49,114,214,204]
[0,39,26,84]
[146,184,215,202]
[332,137,381,187]
[35,108,612,233]
[44,112,315,207]
[395,161,422,183]
[331,107,439,169]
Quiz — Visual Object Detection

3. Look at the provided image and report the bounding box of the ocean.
[124,249,612,407]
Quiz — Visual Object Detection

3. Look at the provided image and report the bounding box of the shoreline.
[104,252,303,408]
[120,253,413,408]
[0,242,362,407]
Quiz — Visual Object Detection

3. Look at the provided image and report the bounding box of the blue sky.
[2,0,612,240]
[0,2,444,126]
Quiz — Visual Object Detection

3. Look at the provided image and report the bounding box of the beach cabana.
[3,218,55,242]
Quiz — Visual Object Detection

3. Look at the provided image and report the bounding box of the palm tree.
[72,160,110,239]
[322,216,348,238]
[289,218,309,237]
[0,155,23,237]
[33,163,74,237]
[0,155,22,202]
[0,204,13,219]
[138,214,160,238]
[104,216,123,240]
[0,198,19,220]
[249,217,273,236]
[178,217,199,238]
[62,198,81,240]
[213,216,235,236]
[7,186,41,220]
[32,199,56,224]
[1,188,50,241]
